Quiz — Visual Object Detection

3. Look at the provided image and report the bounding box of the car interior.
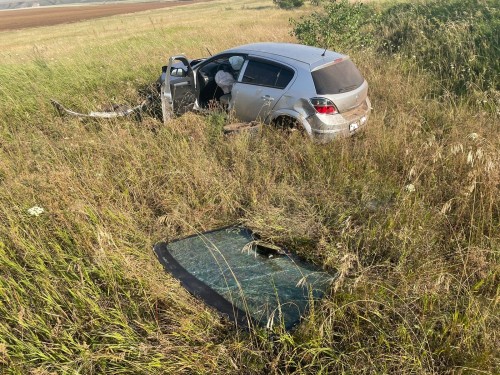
[197,56,244,108]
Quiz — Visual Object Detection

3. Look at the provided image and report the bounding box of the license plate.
[349,122,359,132]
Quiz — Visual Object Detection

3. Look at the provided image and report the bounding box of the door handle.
[261,95,275,101]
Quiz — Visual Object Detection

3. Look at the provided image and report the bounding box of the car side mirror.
[171,68,187,77]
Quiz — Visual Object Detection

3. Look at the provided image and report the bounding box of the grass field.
[0,0,498,373]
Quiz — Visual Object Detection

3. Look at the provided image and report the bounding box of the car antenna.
[321,47,327,57]
[206,47,213,56]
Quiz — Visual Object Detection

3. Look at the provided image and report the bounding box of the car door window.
[196,54,245,108]
[242,60,294,89]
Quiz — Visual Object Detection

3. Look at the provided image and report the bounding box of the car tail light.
[310,97,338,115]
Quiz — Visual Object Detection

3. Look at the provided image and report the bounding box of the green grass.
[0,0,499,373]
[293,0,499,101]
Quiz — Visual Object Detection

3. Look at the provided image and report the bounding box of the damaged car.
[159,42,371,141]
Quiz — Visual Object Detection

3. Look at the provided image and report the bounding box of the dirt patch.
[0,0,213,31]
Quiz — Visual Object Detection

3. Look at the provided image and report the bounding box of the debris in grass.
[51,97,152,119]
[27,205,44,216]
[468,132,479,141]
[51,95,263,139]
[153,226,333,331]
[405,184,416,193]
[223,121,261,134]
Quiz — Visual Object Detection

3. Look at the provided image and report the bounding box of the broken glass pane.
[154,227,333,330]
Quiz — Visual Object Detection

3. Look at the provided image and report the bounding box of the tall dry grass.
[0,0,498,373]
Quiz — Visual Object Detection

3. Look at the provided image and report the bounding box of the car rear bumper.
[304,98,371,142]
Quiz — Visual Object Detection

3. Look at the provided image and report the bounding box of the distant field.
[0,0,212,30]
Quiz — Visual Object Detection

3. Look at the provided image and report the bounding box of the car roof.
[224,42,346,69]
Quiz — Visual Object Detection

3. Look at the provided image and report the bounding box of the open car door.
[161,55,196,123]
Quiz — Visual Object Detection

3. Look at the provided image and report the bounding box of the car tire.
[273,116,303,134]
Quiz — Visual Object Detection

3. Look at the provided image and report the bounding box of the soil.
[0,0,212,31]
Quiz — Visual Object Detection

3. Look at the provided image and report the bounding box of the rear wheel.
[273,116,303,134]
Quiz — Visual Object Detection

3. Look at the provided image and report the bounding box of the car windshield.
[312,60,364,95]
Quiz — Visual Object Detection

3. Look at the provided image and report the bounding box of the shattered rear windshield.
[154,227,332,330]
[312,60,364,95]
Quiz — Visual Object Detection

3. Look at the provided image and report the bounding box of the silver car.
[160,42,371,141]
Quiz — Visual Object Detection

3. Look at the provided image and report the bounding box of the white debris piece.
[405,184,416,193]
[27,205,44,216]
